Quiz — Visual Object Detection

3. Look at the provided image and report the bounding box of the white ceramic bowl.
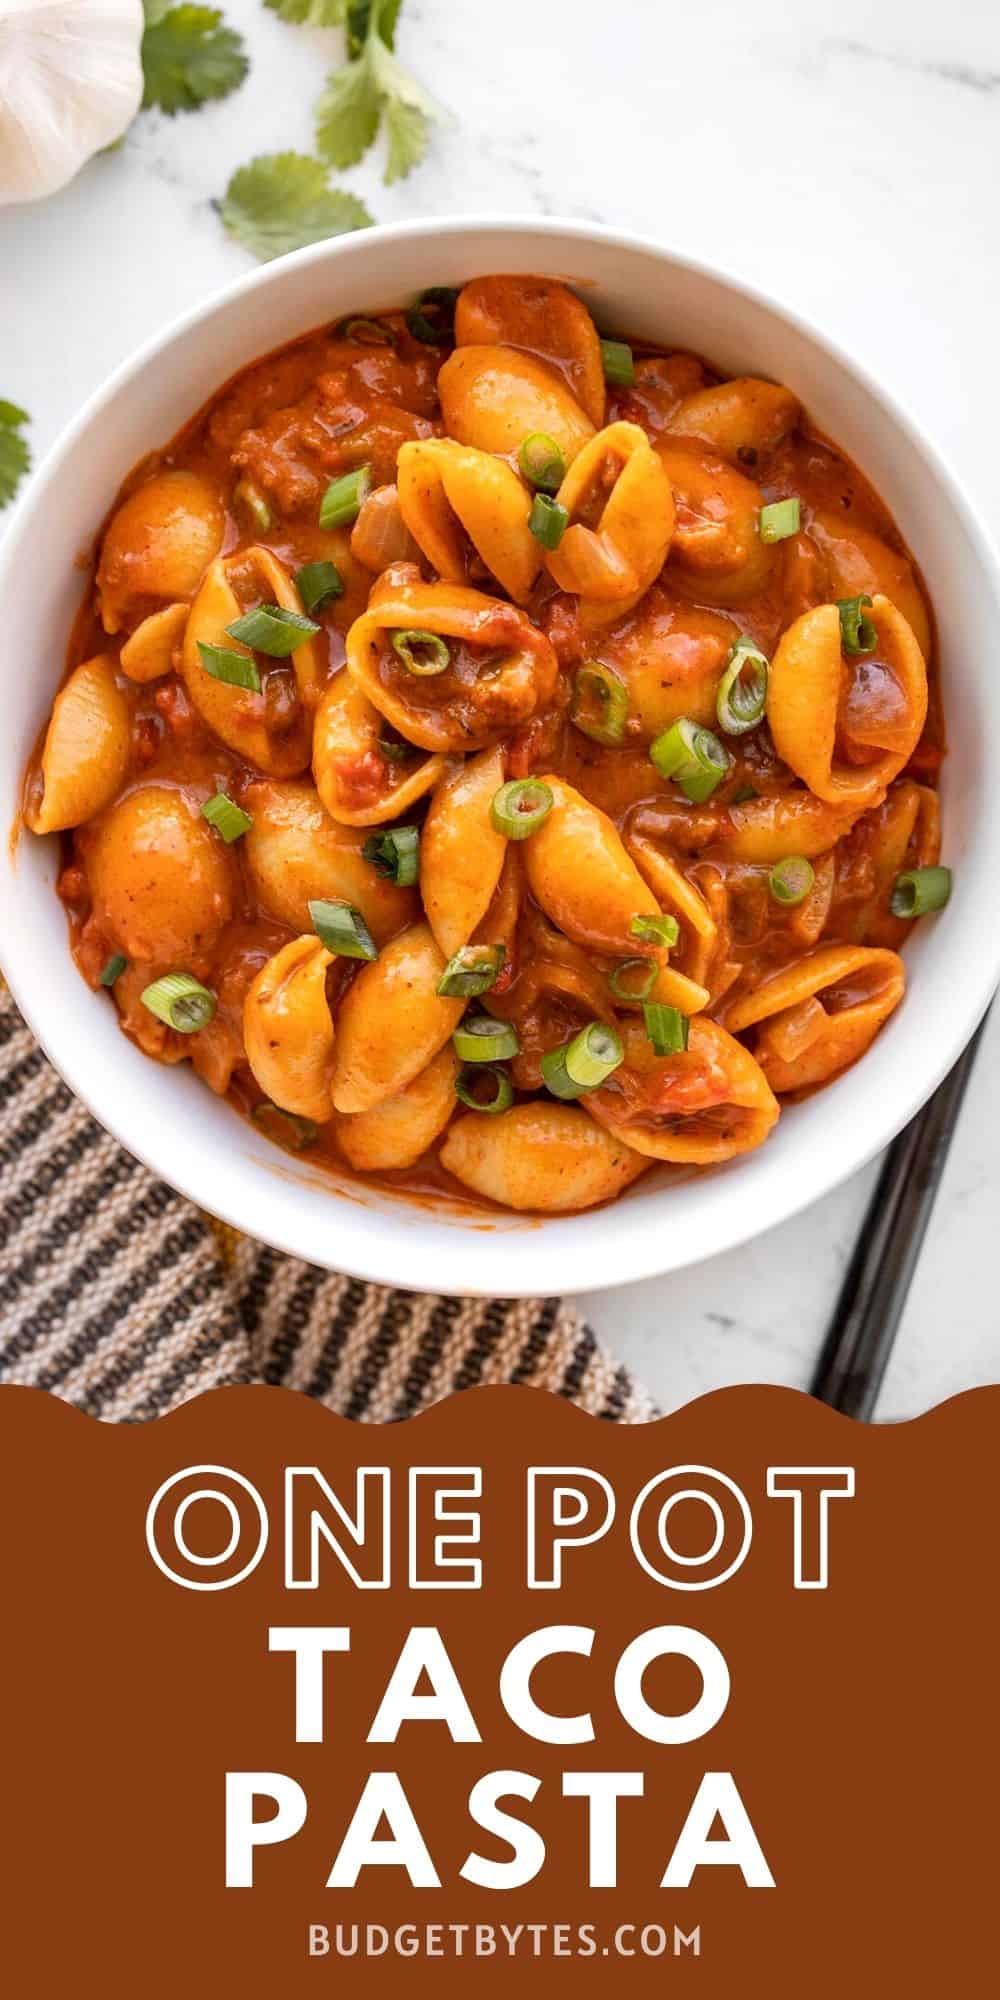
[2,218,998,1296]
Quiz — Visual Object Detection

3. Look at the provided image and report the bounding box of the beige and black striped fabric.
[0,987,655,1423]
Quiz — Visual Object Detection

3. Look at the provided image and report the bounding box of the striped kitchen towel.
[0,986,655,1424]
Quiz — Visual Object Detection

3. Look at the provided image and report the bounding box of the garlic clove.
[0,0,144,207]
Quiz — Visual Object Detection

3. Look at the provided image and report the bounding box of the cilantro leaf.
[142,4,249,115]
[314,0,441,182]
[315,44,382,167]
[262,0,347,25]
[0,401,31,512]
[220,153,373,262]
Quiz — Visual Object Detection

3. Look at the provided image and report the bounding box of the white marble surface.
[3,0,998,1415]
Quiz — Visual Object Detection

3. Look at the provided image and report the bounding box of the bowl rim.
[2,212,999,1297]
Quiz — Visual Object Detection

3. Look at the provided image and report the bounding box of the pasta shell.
[312,669,451,827]
[438,345,595,463]
[805,510,932,661]
[84,782,235,963]
[440,1100,648,1212]
[181,545,324,777]
[335,1044,459,1171]
[26,654,129,835]
[330,922,465,1115]
[119,601,188,683]
[420,746,507,959]
[546,422,675,603]
[522,775,664,956]
[244,936,336,1124]
[666,377,800,463]
[658,444,775,605]
[346,569,558,755]
[587,590,737,738]
[397,438,542,603]
[455,275,606,424]
[587,1017,779,1164]
[243,778,418,942]
[724,943,906,1093]
[767,595,928,809]
[97,470,224,634]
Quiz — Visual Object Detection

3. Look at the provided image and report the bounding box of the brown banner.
[0,1382,995,1992]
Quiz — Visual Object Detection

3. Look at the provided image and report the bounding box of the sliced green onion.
[201,792,253,843]
[529,493,569,549]
[716,636,769,735]
[99,953,127,988]
[308,898,378,960]
[377,733,415,765]
[608,957,658,1002]
[570,661,629,746]
[889,865,952,919]
[518,432,566,493]
[197,642,261,693]
[453,1015,520,1063]
[650,715,731,802]
[630,912,680,950]
[405,287,459,345]
[837,593,878,656]
[541,1020,624,1100]
[769,855,815,907]
[252,1102,319,1150]
[600,337,634,387]
[141,972,216,1034]
[226,603,319,656]
[455,1063,513,1113]
[362,825,420,886]
[437,944,506,998]
[731,784,759,804]
[643,1002,689,1056]
[295,560,344,614]
[759,496,801,543]
[339,316,397,345]
[233,479,273,533]
[490,778,554,839]
[390,628,451,677]
[319,465,372,530]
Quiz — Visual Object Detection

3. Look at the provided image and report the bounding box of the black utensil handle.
[810,1011,989,1419]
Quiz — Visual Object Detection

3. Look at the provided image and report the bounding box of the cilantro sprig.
[142,1,249,115]
[263,0,349,23]
[0,403,31,512]
[314,0,441,183]
[221,153,373,261]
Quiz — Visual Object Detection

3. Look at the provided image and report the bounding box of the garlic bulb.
[0,0,144,206]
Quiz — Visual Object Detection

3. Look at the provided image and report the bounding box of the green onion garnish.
[99,953,127,988]
[405,287,459,345]
[362,825,420,886]
[631,912,680,950]
[319,465,372,530]
[390,628,451,677]
[201,792,253,843]
[455,1063,513,1114]
[541,1020,624,1100]
[769,855,815,907]
[837,593,878,656]
[197,642,261,693]
[716,636,769,735]
[643,1002,689,1056]
[438,944,506,998]
[226,603,320,656]
[759,497,801,543]
[731,784,759,804]
[518,432,566,493]
[529,493,569,549]
[570,661,629,746]
[233,479,273,533]
[600,337,634,387]
[889,865,952,919]
[295,560,344,615]
[490,778,554,840]
[141,973,216,1034]
[339,316,397,346]
[650,716,731,802]
[608,958,658,1002]
[453,1015,520,1063]
[252,1102,319,1150]
[308,898,378,960]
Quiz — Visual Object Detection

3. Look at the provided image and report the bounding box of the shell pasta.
[24,274,949,1215]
